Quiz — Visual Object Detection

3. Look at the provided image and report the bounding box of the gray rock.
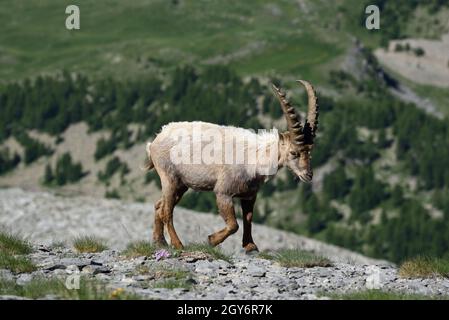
[195,260,218,274]
[95,273,112,281]
[313,268,332,278]
[65,265,80,274]
[3,186,449,301]
[16,274,33,285]
[81,265,111,275]
[133,275,152,282]
[52,269,67,276]
[43,264,66,271]
[0,269,14,282]
[0,295,31,300]
[247,264,266,277]
[120,276,137,286]
[59,258,91,268]
[216,260,232,269]
[39,294,60,300]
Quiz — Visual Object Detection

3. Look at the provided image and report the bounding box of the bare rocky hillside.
[3,188,449,300]
[0,188,387,265]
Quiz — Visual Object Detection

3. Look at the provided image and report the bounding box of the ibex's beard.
[298,170,312,183]
[286,164,312,183]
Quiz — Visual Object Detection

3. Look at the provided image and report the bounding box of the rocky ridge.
[1,188,449,300]
[2,244,449,300]
[0,188,388,265]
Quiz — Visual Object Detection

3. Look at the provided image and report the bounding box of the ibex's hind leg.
[159,179,187,249]
[153,199,167,247]
[208,194,239,246]
[241,197,258,253]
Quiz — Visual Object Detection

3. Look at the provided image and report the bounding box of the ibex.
[144,80,318,253]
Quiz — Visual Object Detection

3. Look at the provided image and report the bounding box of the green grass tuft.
[0,277,139,300]
[328,289,449,300]
[73,236,108,253]
[181,243,232,263]
[135,265,193,290]
[122,241,157,258]
[259,249,332,268]
[399,256,449,278]
[50,241,66,249]
[0,251,36,273]
[0,230,33,255]
[153,278,192,290]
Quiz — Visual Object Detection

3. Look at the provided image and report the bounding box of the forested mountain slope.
[1,0,449,264]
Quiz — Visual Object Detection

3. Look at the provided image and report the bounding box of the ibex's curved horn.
[271,84,305,152]
[297,80,318,146]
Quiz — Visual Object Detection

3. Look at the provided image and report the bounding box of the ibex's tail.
[141,142,154,171]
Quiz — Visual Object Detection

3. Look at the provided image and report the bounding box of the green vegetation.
[0,231,35,273]
[95,137,117,161]
[134,265,193,290]
[0,66,266,156]
[144,170,162,188]
[98,156,129,183]
[0,252,36,273]
[0,230,32,255]
[43,152,85,186]
[2,59,449,263]
[360,0,449,46]
[0,277,138,300]
[399,256,449,278]
[0,1,346,82]
[181,243,232,263]
[50,241,66,249]
[73,236,108,253]
[259,249,332,268]
[15,132,52,165]
[0,148,20,175]
[153,278,193,290]
[413,47,425,57]
[105,189,121,199]
[179,191,217,213]
[152,268,193,290]
[1,1,449,265]
[329,289,447,300]
[123,241,157,258]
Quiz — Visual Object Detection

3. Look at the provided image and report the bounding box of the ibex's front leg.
[241,197,258,253]
[208,194,239,246]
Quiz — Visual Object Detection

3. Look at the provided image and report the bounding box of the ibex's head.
[272,80,319,183]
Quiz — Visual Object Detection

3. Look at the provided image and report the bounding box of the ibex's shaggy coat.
[144,81,319,253]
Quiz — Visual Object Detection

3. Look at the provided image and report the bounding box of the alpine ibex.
[144,80,318,253]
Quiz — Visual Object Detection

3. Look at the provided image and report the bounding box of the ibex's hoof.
[243,243,259,254]
[171,242,184,250]
[207,234,219,247]
[153,239,168,248]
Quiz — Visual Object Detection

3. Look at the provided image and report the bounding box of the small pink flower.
[155,249,170,261]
